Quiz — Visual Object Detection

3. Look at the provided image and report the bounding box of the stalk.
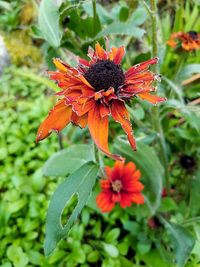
[92,0,97,36]
[145,0,170,194]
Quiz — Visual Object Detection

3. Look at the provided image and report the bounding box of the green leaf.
[104,228,120,243]
[96,7,146,39]
[103,243,119,258]
[137,241,151,255]
[159,197,178,212]
[173,7,183,32]
[7,246,29,267]
[178,64,200,80]
[119,6,129,22]
[38,0,62,47]
[162,76,184,103]
[129,7,147,26]
[43,144,95,177]
[114,136,164,214]
[161,219,195,267]
[139,249,174,267]
[44,162,99,255]
[188,170,200,217]
[97,22,145,38]
[82,2,114,24]
[0,0,11,11]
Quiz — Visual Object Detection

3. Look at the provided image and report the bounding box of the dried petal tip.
[154,74,162,82]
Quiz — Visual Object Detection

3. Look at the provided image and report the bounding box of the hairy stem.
[149,0,170,194]
[92,0,97,36]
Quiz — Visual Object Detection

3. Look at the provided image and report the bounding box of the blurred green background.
[0,0,200,266]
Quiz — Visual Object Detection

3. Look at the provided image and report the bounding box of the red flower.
[96,161,144,212]
[37,42,165,160]
[167,31,200,51]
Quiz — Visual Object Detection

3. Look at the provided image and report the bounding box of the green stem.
[149,0,170,194]
[57,132,64,150]
[92,0,97,36]
[174,52,187,82]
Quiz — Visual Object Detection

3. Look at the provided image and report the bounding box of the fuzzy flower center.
[84,60,125,92]
[111,180,123,193]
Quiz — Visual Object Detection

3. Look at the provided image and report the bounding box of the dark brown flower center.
[84,60,125,92]
[187,31,198,40]
[111,180,123,193]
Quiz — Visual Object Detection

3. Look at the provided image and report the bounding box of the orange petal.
[36,99,72,142]
[167,39,177,48]
[53,58,69,72]
[79,75,94,89]
[124,162,136,176]
[125,58,158,78]
[119,192,132,208]
[99,104,110,118]
[96,192,115,212]
[111,100,136,150]
[105,166,112,179]
[95,42,107,60]
[100,179,111,190]
[71,112,88,128]
[130,193,145,204]
[111,161,125,181]
[78,57,90,67]
[72,99,95,116]
[53,58,79,75]
[111,46,125,65]
[88,104,123,161]
[138,93,166,104]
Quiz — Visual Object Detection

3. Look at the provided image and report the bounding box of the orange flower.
[167,31,200,51]
[96,161,144,212]
[37,42,165,160]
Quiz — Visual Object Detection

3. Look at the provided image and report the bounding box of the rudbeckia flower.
[37,42,165,160]
[96,161,144,212]
[167,31,200,51]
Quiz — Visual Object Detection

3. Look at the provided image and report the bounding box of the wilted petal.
[138,93,166,104]
[71,112,88,128]
[36,99,72,142]
[111,100,136,150]
[72,99,95,116]
[88,104,122,160]
[99,104,110,118]
[125,58,158,78]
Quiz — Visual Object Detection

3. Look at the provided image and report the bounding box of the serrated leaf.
[114,137,164,214]
[44,162,99,255]
[162,219,195,267]
[38,0,62,47]
[97,22,145,38]
[129,7,147,26]
[43,144,95,177]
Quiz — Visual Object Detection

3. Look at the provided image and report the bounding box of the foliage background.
[0,0,200,266]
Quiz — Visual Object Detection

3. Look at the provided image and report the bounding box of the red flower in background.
[37,42,165,160]
[167,31,200,51]
[96,161,144,212]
